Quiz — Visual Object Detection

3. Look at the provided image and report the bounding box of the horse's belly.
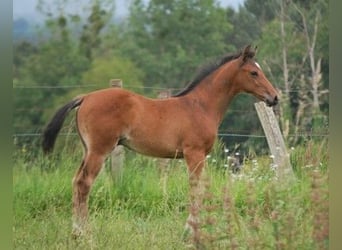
[119,138,184,159]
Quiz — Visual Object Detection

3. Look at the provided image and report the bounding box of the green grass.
[13,140,328,249]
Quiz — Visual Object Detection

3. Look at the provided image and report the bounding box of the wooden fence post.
[109,79,125,183]
[254,102,295,180]
[110,78,123,88]
[157,89,171,99]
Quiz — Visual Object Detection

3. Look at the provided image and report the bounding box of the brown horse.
[42,45,278,237]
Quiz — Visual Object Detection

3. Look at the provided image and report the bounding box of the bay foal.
[42,45,278,237]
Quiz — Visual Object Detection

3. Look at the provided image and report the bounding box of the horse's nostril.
[274,96,278,105]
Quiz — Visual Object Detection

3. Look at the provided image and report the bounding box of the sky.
[13,0,246,21]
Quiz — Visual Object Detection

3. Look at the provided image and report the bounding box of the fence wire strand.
[13,84,329,140]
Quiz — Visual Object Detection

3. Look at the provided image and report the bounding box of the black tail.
[42,97,83,154]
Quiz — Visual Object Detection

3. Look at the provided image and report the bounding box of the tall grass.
[13,139,328,249]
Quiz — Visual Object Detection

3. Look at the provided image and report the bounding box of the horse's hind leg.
[71,150,106,237]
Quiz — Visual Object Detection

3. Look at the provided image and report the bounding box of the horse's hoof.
[71,223,85,239]
[71,229,83,240]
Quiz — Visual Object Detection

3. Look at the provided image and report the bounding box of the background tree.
[13,0,329,153]
[79,0,114,60]
[123,0,232,90]
[13,0,115,142]
[292,0,328,136]
[13,11,89,138]
[244,0,279,26]
[225,6,261,48]
[81,54,145,93]
[256,0,328,144]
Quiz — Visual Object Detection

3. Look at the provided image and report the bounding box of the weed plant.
[13,139,328,249]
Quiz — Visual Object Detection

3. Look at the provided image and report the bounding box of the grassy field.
[13,140,328,249]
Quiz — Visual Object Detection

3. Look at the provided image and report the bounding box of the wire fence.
[13,83,329,142]
[12,132,328,139]
[13,83,322,93]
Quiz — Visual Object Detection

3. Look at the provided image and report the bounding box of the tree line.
[13,0,328,153]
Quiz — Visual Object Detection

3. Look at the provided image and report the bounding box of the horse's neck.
[185,65,238,126]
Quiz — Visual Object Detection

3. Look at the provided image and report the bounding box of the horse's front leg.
[183,149,206,240]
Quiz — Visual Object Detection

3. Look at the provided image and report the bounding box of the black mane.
[173,51,243,97]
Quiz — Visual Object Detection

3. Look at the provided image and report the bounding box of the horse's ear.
[243,45,252,56]
[254,45,258,54]
[240,45,253,64]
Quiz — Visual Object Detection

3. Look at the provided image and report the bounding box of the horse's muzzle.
[266,95,278,107]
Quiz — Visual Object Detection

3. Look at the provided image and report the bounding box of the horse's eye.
[251,71,258,77]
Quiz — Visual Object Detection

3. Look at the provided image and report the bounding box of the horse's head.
[233,45,278,107]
